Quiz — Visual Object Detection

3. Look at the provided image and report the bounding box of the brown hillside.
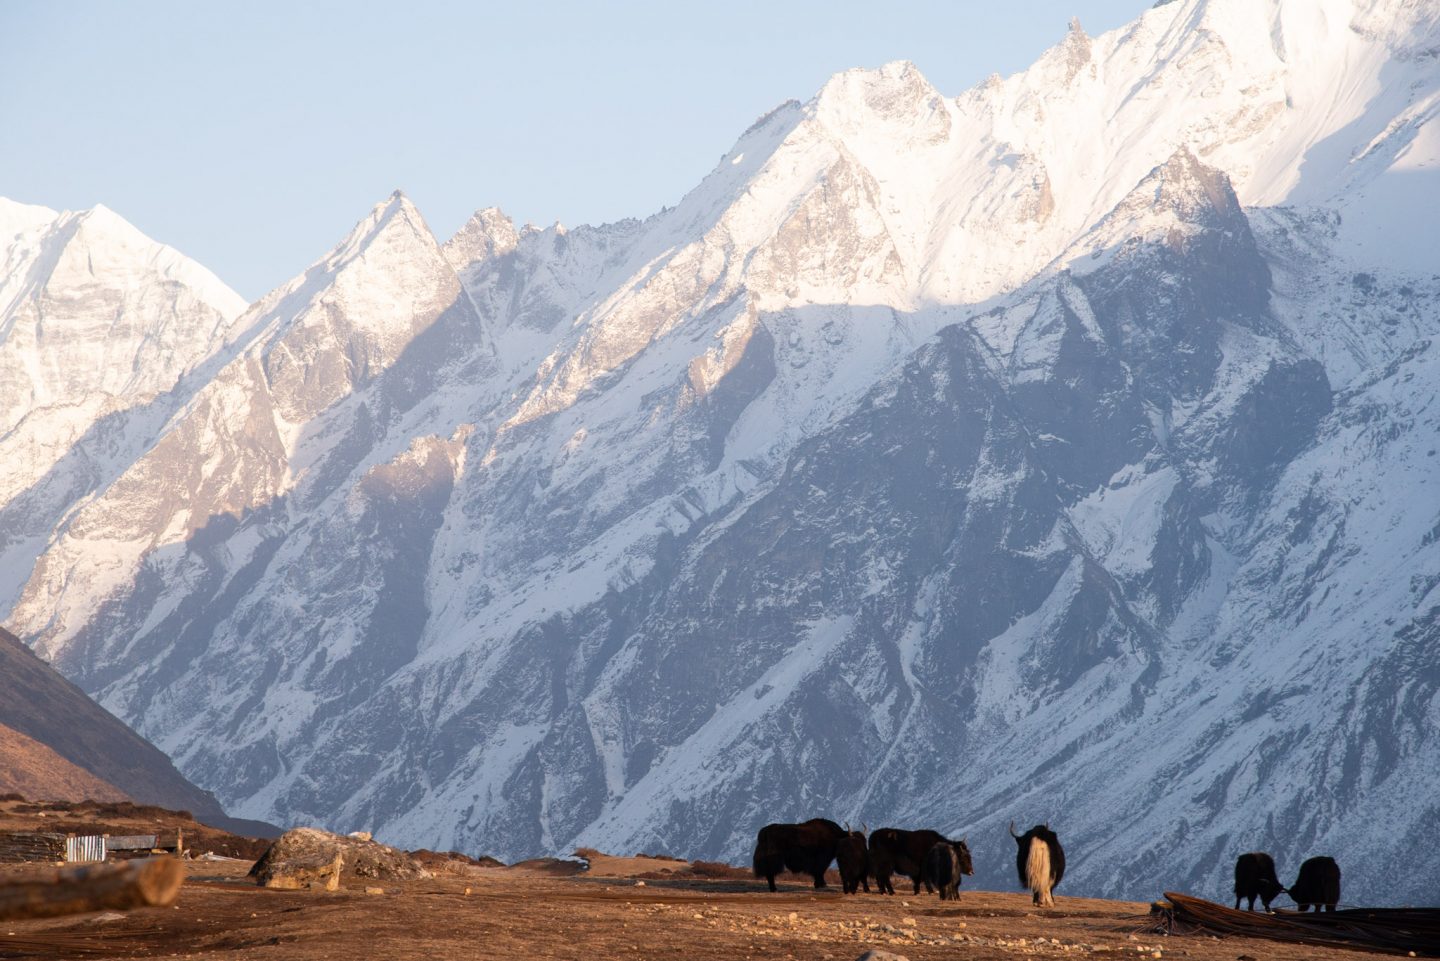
[0,725,128,803]
[0,626,276,836]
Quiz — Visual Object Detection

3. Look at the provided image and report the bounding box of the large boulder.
[249,828,431,889]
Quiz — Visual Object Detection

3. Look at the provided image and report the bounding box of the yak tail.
[1027,835,1053,907]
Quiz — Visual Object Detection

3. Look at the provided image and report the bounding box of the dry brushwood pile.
[1141,891,1440,956]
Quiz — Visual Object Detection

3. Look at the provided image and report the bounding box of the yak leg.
[766,875,778,892]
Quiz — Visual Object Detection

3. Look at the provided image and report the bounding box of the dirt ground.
[0,853,1412,961]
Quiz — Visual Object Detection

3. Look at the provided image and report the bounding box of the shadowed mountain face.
[3,0,1439,903]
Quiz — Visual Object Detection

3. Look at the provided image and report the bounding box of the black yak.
[836,823,870,894]
[1010,821,1065,907]
[921,839,974,901]
[1233,852,1285,911]
[869,828,952,895]
[1288,856,1341,912]
[751,818,845,891]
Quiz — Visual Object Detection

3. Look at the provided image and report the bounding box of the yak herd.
[753,818,1343,912]
[1234,851,1342,912]
[751,818,1062,906]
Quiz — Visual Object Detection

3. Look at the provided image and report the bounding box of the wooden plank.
[0,858,184,921]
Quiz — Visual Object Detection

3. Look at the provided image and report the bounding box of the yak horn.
[861,822,868,836]
[1009,820,1020,838]
[844,821,851,833]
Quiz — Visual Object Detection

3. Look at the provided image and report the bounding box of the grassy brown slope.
[0,725,129,803]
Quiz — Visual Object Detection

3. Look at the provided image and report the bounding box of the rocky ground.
[0,848,1410,960]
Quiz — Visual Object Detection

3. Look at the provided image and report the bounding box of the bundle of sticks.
[1141,891,1440,957]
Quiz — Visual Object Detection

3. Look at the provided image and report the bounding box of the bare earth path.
[0,859,1407,961]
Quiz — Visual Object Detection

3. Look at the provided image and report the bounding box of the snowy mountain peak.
[813,60,945,135]
[1061,16,1094,79]
[0,197,58,239]
[1062,146,1255,286]
[443,207,519,273]
[1135,147,1243,223]
[230,190,469,427]
[324,190,434,266]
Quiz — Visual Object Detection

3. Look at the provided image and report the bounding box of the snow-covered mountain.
[3,0,1439,904]
[0,198,247,605]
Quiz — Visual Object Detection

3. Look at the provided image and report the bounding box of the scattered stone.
[365,886,384,895]
[855,951,910,961]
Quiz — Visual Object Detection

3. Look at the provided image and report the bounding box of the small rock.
[364,886,384,895]
[347,831,373,841]
[855,950,911,961]
[635,880,645,886]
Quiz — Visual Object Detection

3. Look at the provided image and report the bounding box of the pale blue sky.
[1,1,1146,300]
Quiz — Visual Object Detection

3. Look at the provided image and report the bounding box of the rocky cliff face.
[3,0,1438,903]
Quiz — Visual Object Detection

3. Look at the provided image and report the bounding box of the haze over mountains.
[2,0,1437,902]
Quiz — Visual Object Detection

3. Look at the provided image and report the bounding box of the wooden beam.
[0,857,184,921]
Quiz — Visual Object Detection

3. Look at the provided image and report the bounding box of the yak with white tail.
[1010,822,1065,907]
